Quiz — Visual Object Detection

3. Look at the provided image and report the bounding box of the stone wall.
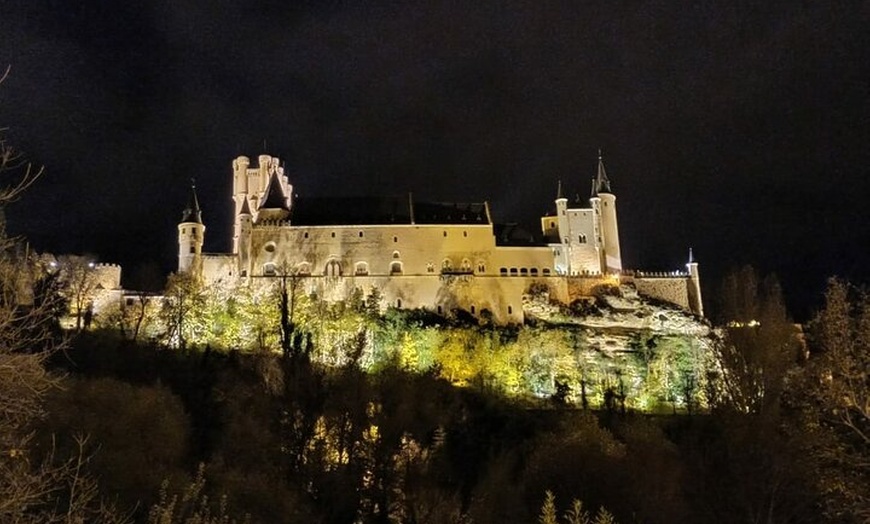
[627,275,692,312]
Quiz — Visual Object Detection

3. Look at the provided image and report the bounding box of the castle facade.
[178,154,703,323]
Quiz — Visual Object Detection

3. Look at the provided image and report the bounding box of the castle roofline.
[289,196,490,226]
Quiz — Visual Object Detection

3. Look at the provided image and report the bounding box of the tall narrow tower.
[178,183,205,274]
[237,198,253,278]
[595,152,622,273]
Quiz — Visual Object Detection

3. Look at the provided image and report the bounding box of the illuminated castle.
[178,154,703,323]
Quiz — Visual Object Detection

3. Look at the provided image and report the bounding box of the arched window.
[297,262,311,275]
[427,263,435,273]
[460,258,472,272]
[355,261,369,275]
[578,234,587,244]
[509,268,518,276]
[530,268,539,276]
[520,268,528,276]
[392,251,401,259]
[543,268,551,275]
[325,259,342,277]
[390,261,403,275]
[263,263,277,276]
[500,267,508,276]
[441,259,453,272]
[396,298,402,308]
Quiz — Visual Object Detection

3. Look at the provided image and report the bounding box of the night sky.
[1,1,868,319]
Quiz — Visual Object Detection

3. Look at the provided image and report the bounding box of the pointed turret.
[181,182,203,223]
[259,171,289,211]
[556,179,564,200]
[594,149,612,195]
[256,170,291,222]
[593,150,621,273]
[239,196,252,216]
[178,180,206,274]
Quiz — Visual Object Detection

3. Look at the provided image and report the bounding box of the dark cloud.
[1,1,868,318]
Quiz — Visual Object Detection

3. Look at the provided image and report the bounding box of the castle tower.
[178,183,205,274]
[232,156,250,254]
[237,198,253,278]
[686,248,704,317]
[594,152,622,273]
[554,180,570,274]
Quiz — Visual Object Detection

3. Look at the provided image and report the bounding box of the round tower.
[178,183,205,274]
[595,153,622,273]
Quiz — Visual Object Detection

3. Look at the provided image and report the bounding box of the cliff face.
[519,285,718,411]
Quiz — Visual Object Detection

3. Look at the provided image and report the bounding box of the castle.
[178,153,703,324]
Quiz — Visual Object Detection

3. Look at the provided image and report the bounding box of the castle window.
[392,251,400,259]
[463,231,467,237]
[263,263,277,276]
[393,236,398,243]
[520,268,528,276]
[181,228,185,234]
[354,262,369,275]
[396,299,402,308]
[460,258,472,273]
[530,268,538,276]
[508,305,513,315]
[297,262,311,275]
[427,263,435,273]
[189,246,195,254]
[543,268,551,275]
[441,259,453,272]
[437,305,443,314]
[331,232,336,238]
[325,259,341,277]
[470,305,476,314]
[500,267,507,276]
[510,268,518,276]
[579,234,587,244]
[126,298,134,307]
[241,270,247,277]
[304,232,309,239]
[443,231,447,237]
[477,263,485,273]
[359,231,364,237]
[390,261,403,275]
[264,242,276,253]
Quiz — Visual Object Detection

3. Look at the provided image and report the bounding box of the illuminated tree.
[160,271,209,349]
[55,254,100,331]
[793,278,870,521]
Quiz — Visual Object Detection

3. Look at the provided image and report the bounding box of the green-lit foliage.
[159,280,716,411]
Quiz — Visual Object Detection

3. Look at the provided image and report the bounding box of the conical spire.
[259,171,289,210]
[239,196,252,216]
[181,180,202,223]
[595,149,612,194]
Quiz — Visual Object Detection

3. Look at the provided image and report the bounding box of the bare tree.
[0,78,126,521]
